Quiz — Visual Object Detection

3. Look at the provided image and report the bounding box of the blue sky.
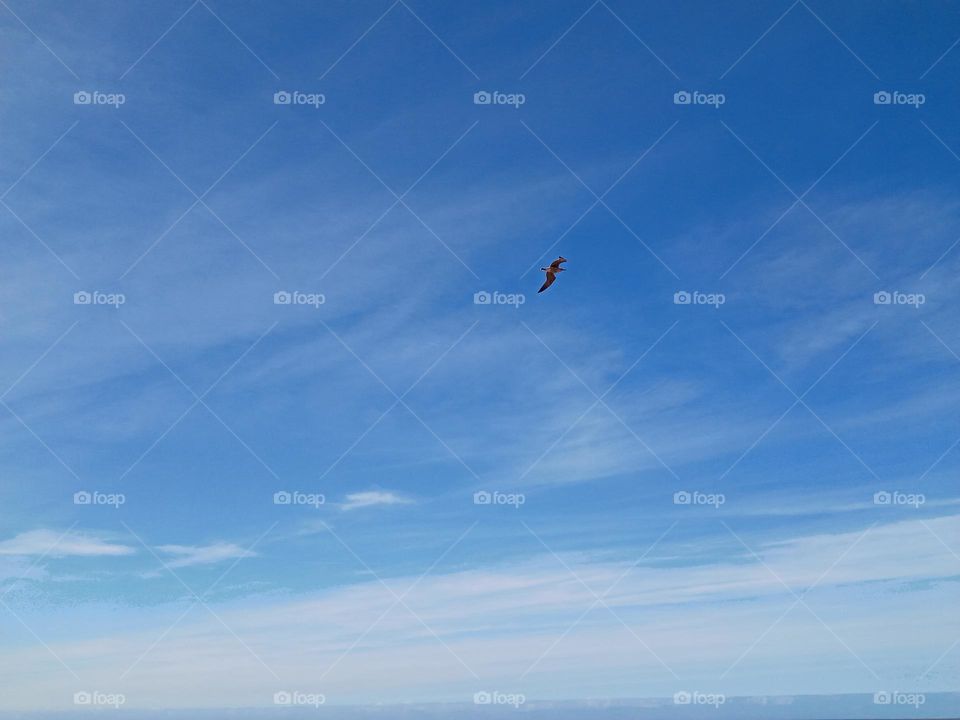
[1,0,959,715]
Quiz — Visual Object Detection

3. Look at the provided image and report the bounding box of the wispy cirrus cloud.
[341,491,414,511]
[154,542,257,570]
[0,529,134,557]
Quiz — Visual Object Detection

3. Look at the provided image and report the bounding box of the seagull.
[538,256,567,293]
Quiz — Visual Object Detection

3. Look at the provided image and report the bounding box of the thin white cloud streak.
[0,529,134,557]
[340,491,413,511]
[0,514,957,709]
[154,542,257,570]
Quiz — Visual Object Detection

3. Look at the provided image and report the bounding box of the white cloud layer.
[340,491,413,511]
[0,529,134,557]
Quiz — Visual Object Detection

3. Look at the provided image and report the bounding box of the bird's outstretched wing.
[549,256,567,269]
[538,272,556,293]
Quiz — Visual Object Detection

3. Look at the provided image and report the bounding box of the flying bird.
[538,256,567,294]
